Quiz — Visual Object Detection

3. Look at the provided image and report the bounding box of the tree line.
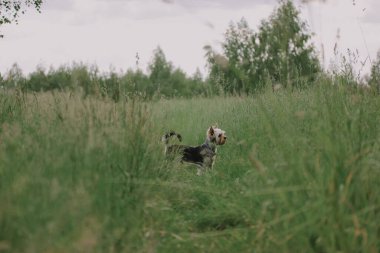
[0,47,207,101]
[1,0,379,100]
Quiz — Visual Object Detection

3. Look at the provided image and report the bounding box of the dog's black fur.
[166,142,215,168]
[162,127,226,171]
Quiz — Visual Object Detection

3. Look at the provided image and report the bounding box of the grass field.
[0,84,379,252]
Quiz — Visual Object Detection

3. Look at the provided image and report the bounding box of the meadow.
[0,83,379,252]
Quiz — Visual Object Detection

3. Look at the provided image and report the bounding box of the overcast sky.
[0,0,379,77]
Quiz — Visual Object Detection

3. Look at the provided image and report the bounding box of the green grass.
[0,84,379,252]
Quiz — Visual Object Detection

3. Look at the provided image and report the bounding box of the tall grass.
[0,90,165,252]
[0,83,379,252]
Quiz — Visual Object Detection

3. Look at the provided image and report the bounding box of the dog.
[162,126,227,174]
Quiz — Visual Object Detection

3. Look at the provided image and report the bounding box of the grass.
[0,84,379,252]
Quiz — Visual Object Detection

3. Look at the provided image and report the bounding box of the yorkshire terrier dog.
[162,126,227,174]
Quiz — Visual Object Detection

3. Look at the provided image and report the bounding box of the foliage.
[0,84,379,252]
[0,48,210,100]
[148,46,206,98]
[1,63,25,88]
[0,1,379,251]
[206,0,321,94]
[0,0,43,25]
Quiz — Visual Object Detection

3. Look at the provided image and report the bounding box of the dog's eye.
[218,134,222,137]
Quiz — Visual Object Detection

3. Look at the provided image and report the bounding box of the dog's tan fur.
[162,126,227,174]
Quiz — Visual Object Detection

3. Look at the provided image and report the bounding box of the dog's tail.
[161,131,182,145]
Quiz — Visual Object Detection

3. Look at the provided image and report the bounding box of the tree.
[3,63,25,88]
[121,69,150,98]
[27,65,49,91]
[190,68,208,96]
[0,0,43,25]
[148,46,173,92]
[256,0,320,88]
[206,19,256,94]
[206,0,320,94]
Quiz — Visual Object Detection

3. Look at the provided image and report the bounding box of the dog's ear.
[209,126,214,136]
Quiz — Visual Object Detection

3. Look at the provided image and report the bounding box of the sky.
[0,0,379,78]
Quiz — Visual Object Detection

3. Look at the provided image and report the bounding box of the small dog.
[162,126,227,174]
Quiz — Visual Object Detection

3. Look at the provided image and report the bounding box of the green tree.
[3,63,25,88]
[206,0,320,94]
[0,0,43,25]
[256,0,320,88]
[148,47,208,98]
[70,63,94,97]
[190,68,208,96]
[47,65,73,91]
[204,45,230,95]
[223,18,256,93]
[121,69,150,98]
[27,65,49,91]
[147,46,173,96]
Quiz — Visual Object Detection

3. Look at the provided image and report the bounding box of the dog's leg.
[210,156,216,170]
[197,167,205,176]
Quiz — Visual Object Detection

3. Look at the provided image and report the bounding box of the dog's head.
[207,126,227,145]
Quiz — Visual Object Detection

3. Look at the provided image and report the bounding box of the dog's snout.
[224,136,227,140]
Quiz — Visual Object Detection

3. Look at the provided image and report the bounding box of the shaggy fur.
[162,126,227,174]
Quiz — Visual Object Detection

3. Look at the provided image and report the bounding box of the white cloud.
[361,0,380,24]
[42,0,75,11]
[0,0,379,77]
[175,0,277,10]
